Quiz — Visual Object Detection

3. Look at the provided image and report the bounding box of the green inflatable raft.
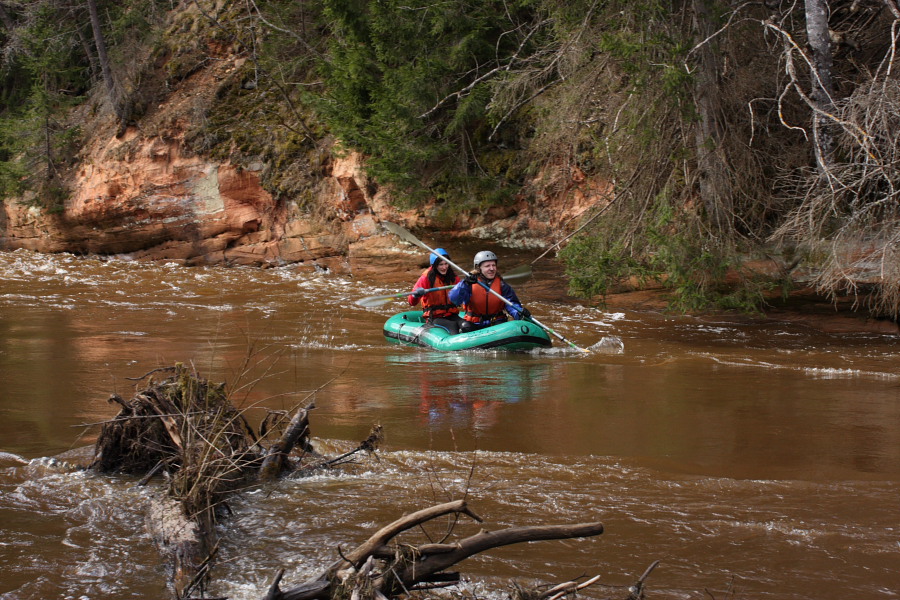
[383,311,552,351]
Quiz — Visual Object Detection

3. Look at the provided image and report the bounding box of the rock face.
[0,133,383,273]
[1,120,893,332]
[0,124,608,273]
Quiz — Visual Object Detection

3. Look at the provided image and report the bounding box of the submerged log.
[259,404,314,481]
[91,365,254,597]
[146,497,205,598]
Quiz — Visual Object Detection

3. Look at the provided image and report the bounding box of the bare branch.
[247,0,322,58]
[330,500,483,574]
[419,17,553,119]
[382,522,605,592]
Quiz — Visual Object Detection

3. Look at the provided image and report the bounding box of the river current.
[0,248,898,599]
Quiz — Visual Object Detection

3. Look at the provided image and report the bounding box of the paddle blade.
[382,221,427,250]
[355,295,398,308]
[356,290,411,307]
[504,264,533,282]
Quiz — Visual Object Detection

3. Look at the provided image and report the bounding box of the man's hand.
[465,272,478,285]
[512,304,531,319]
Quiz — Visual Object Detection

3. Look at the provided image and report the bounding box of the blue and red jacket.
[449,274,523,323]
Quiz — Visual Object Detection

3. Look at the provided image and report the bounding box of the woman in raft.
[408,248,465,334]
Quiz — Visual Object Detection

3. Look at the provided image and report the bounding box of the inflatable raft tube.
[383,311,552,351]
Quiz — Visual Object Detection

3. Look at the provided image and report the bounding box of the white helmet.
[474,250,498,268]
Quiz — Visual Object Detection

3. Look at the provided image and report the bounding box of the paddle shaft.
[406,284,455,296]
[470,283,588,354]
[383,222,589,352]
[357,284,455,307]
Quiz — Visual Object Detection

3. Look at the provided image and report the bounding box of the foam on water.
[588,335,625,353]
[0,440,897,600]
[702,353,900,380]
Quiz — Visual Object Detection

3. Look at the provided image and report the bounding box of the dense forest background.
[2,0,900,317]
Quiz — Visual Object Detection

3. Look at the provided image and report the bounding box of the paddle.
[382,221,590,353]
[356,264,533,308]
[356,284,455,308]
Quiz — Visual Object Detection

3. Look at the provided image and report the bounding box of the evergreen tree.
[318,0,551,204]
[0,0,163,202]
[0,0,89,202]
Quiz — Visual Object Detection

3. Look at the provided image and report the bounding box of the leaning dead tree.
[766,5,900,317]
[89,363,382,599]
[262,499,656,600]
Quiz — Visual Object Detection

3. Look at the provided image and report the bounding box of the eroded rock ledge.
[0,134,371,274]
[0,130,602,276]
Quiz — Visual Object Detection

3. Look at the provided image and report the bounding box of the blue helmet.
[430,248,450,265]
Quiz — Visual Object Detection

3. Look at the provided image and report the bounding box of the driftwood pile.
[88,363,658,600]
[90,363,381,598]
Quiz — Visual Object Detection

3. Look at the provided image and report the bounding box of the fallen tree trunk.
[145,497,206,599]
[259,404,314,481]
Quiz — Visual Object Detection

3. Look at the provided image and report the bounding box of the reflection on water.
[386,352,551,430]
[1,249,900,599]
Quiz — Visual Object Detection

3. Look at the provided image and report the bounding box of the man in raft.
[449,250,530,333]
[408,248,465,334]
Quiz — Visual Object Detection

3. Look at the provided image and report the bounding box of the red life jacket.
[463,277,505,323]
[419,269,460,319]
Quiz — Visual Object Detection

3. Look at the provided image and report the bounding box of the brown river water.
[0,248,898,599]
